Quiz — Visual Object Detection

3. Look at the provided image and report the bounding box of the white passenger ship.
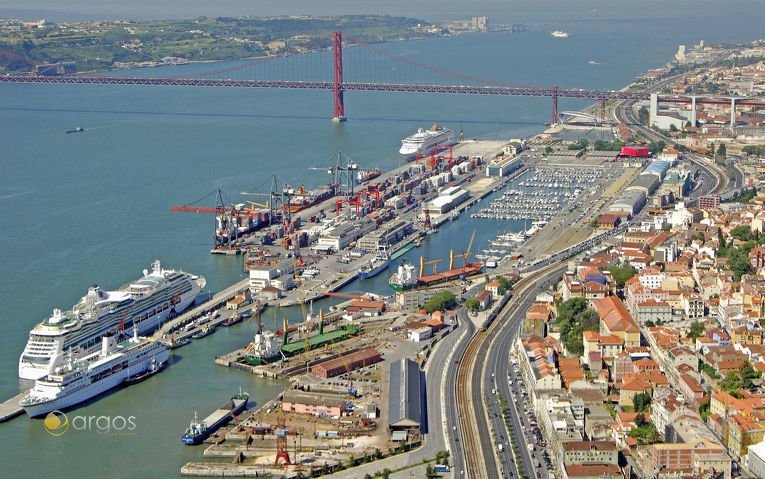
[21,333,170,417]
[399,124,453,156]
[19,260,204,380]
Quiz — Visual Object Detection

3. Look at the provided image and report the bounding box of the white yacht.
[399,124,453,156]
[19,260,204,380]
[551,31,569,38]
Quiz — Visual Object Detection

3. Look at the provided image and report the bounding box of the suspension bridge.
[1,32,763,123]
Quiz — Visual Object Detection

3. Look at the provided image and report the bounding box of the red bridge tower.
[332,31,346,123]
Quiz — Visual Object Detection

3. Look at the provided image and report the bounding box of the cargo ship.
[289,185,337,213]
[358,247,390,279]
[389,262,419,292]
[182,391,249,445]
[242,330,280,365]
[418,263,483,286]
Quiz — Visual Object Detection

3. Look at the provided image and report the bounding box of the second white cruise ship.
[399,124,453,156]
[18,260,205,380]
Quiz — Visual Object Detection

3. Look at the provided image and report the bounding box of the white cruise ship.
[399,124,453,156]
[19,260,204,380]
[21,333,170,417]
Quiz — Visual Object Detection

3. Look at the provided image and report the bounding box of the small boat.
[66,126,85,134]
[222,314,243,327]
[124,357,164,385]
[191,325,216,339]
[170,337,191,349]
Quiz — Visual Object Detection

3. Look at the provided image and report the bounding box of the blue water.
[0,2,762,477]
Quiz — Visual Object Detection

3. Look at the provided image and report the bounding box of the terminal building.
[248,260,295,293]
[424,186,469,215]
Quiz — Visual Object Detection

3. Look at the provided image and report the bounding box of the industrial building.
[282,390,346,417]
[626,174,661,196]
[424,186,470,215]
[248,260,295,293]
[610,190,647,216]
[486,156,523,177]
[642,159,672,180]
[357,220,414,251]
[388,358,426,439]
[315,218,377,252]
[311,348,382,378]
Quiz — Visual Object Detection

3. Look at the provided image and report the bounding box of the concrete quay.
[0,391,27,422]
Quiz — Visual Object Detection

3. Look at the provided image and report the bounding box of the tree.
[645,320,656,327]
[423,291,456,313]
[635,412,647,427]
[381,468,392,479]
[544,146,554,155]
[425,465,438,479]
[669,124,678,132]
[717,228,726,249]
[717,142,727,160]
[608,265,638,288]
[464,298,480,312]
[633,392,652,412]
[688,320,705,339]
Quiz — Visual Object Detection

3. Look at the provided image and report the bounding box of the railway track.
[455,262,565,478]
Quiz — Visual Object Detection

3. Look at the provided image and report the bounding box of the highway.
[485,264,566,479]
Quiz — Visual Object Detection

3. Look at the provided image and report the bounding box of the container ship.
[182,391,249,445]
[21,333,170,417]
[400,124,453,156]
[289,185,337,213]
[19,260,205,380]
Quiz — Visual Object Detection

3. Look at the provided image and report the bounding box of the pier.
[0,391,26,422]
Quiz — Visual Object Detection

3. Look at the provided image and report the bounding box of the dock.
[154,279,249,342]
[0,391,27,422]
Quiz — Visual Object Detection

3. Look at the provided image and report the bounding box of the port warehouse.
[311,347,382,378]
[485,155,523,177]
[357,220,414,251]
[609,159,672,216]
[424,186,470,215]
[388,358,426,440]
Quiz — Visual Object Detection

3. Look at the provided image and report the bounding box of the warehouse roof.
[388,358,426,432]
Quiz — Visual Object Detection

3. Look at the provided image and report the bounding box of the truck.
[434,465,450,473]
[498,443,504,453]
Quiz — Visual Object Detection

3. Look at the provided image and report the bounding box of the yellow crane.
[450,229,476,270]
[419,256,443,277]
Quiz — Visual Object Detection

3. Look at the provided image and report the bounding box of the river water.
[0,2,762,477]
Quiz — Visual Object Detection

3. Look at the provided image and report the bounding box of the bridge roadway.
[2,74,763,107]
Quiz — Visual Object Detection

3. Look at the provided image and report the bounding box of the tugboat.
[191,324,216,339]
